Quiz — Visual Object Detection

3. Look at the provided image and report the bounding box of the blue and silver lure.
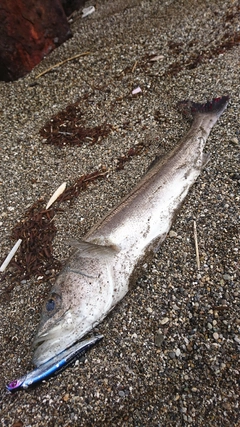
[6,335,103,391]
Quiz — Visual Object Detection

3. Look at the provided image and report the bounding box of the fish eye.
[45,292,61,313]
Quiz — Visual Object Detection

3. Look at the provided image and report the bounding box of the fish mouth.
[32,316,89,367]
[33,310,88,346]
[33,321,68,347]
[32,330,76,367]
[32,316,75,366]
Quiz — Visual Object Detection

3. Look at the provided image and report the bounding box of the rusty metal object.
[0,0,72,81]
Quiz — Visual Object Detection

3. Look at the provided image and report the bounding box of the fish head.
[32,257,114,367]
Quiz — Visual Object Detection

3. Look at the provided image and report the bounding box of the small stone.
[82,6,95,18]
[223,402,232,410]
[150,54,164,61]
[155,331,164,347]
[221,299,228,306]
[231,137,239,145]
[118,390,125,397]
[175,348,181,357]
[12,421,23,427]
[223,274,231,281]
[160,317,169,325]
[62,393,70,402]
[213,332,219,340]
[169,351,176,359]
[169,230,178,237]
[234,336,240,345]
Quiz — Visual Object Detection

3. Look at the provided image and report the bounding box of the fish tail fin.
[177,96,230,120]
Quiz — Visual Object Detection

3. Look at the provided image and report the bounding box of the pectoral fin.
[65,238,119,259]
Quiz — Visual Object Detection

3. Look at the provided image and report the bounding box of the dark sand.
[0,1,239,425]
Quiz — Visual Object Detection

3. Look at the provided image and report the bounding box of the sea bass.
[33,96,229,367]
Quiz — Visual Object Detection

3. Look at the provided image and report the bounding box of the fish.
[7,335,103,391]
[33,96,229,368]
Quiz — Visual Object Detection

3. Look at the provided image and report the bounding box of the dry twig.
[35,52,91,79]
[193,220,200,270]
[131,60,138,73]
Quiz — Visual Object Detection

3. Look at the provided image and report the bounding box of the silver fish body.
[33,96,229,367]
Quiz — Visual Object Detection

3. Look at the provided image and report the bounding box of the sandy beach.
[0,1,239,425]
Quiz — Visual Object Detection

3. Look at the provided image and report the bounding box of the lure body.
[7,335,103,391]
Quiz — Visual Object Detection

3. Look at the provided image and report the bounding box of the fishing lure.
[6,335,103,391]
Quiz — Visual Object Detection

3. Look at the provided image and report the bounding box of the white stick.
[46,182,66,210]
[0,239,22,272]
[193,220,200,270]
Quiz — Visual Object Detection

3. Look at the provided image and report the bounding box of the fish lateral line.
[66,267,97,279]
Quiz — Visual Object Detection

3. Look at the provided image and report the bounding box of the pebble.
[160,317,169,325]
[118,390,125,398]
[169,352,176,359]
[223,274,231,281]
[234,336,240,345]
[230,137,239,145]
[169,230,178,238]
[175,348,181,357]
[154,331,164,347]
